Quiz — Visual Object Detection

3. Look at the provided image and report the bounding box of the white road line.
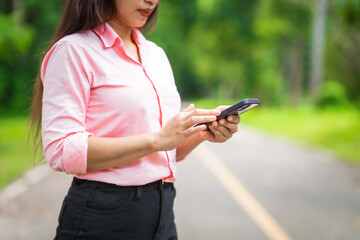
[195,143,292,240]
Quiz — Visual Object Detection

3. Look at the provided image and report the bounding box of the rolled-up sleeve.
[41,41,93,174]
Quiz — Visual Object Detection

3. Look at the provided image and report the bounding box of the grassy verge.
[0,116,38,189]
[191,99,360,164]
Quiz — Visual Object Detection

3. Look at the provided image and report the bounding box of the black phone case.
[195,98,260,127]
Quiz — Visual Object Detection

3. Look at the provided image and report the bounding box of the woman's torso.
[41,23,181,185]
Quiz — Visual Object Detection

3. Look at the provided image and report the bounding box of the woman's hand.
[154,104,221,151]
[199,106,240,143]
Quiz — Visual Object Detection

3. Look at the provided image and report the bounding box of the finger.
[184,124,207,136]
[184,108,221,121]
[184,115,217,129]
[212,122,233,138]
[208,124,227,142]
[226,115,241,124]
[183,103,195,112]
[218,119,239,133]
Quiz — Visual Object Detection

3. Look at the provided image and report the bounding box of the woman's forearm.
[87,133,159,172]
[176,132,205,161]
[87,106,221,172]
[88,131,203,172]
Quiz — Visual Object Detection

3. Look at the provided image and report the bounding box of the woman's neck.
[108,19,133,46]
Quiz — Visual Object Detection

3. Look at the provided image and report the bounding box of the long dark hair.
[29,0,159,158]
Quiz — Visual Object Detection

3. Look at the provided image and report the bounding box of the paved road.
[1,126,360,239]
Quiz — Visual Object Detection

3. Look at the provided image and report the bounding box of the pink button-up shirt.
[41,23,181,185]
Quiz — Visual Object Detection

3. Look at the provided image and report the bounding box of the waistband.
[72,177,173,192]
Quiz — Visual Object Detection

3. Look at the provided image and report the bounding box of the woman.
[30,0,240,239]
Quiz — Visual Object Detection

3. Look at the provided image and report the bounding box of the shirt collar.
[92,22,147,49]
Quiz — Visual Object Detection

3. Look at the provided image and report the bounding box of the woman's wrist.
[150,131,163,152]
[175,131,206,161]
[194,131,207,144]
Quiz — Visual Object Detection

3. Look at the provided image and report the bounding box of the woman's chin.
[134,21,147,28]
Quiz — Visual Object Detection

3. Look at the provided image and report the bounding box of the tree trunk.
[289,40,304,105]
[309,0,328,101]
[12,0,23,23]
[12,0,22,11]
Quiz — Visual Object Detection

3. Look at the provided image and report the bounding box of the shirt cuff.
[62,132,93,174]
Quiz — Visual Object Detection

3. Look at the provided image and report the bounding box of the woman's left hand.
[198,106,240,143]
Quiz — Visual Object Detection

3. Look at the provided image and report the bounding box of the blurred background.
[0,0,360,201]
[0,0,360,239]
[1,0,359,188]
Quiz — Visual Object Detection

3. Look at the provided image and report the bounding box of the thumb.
[183,103,195,112]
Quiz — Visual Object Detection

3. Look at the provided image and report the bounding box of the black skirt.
[54,177,177,240]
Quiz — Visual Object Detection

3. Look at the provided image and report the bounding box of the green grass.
[0,116,39,189]
[191,99,360,164]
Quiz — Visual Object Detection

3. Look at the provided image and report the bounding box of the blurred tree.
[0,1,12,14]
[0,12,35,113]
[0,0,359,114]
[253,0,311,105]
[148,0,201,99]
[309,0,328,101]
[326,0,360,106]
[147,0,200,98]
[186,0,259,99]
[12,0,23,17]
[152,0,313,105]
[0,0,62,114]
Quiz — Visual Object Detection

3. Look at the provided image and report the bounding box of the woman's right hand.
[153,104,220,151]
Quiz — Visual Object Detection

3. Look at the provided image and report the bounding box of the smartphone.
[195,98,260,126]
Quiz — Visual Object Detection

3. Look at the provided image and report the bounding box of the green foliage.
[0,13,35,64]
[0,0,359,186]
[148,0,201,98]
[335,0,360,25]
[252,0,311,105]
[327,0,360,104]
[0,12,35,113]
[0,0,359,113]
[317,80,349,108]
[0,117,37,189]
[0,0,63,115]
